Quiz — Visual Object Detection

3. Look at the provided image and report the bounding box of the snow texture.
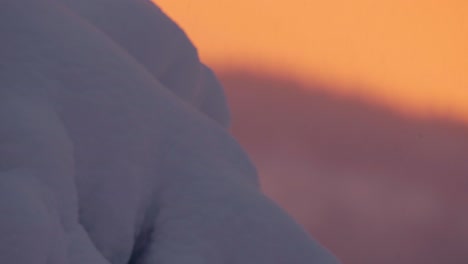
[0,0,339,263]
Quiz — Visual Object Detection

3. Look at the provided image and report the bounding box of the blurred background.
[156,1,468,263]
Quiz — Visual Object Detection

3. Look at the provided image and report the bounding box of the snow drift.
[0,0,338,263]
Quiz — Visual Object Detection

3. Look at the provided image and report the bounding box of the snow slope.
[0,0,338,263]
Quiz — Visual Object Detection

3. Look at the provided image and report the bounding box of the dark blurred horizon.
[217,68,468,264]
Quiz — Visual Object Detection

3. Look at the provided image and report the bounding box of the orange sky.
[155,0,468,121]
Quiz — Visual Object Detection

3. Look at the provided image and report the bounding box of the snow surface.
[0,0,339,263]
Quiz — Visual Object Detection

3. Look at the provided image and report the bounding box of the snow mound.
[0,0,338,263]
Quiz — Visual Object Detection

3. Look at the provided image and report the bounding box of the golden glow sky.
[156,0,468,121]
